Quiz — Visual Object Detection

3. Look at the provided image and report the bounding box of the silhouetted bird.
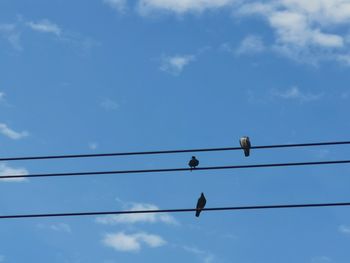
[188,156,199,171]
[240,136,251,157]
[196,192,207,217]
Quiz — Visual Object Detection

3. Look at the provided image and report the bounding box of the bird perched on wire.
[188,156,199,171]
[195,192,207,217]
[240,136,251,157]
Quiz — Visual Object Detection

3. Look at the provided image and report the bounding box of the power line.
[1,201,350,220]
[2,159,350,180]
[1,140,350,162]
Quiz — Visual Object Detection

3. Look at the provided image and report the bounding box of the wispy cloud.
[160,54,195,75]
[37,223,72,233]
[137,0,235,15]
[103,0,127,13]
[102,232,166,252]
[27,19,61,36]
[236,0,350,64]
[1,18,98,54]
[237,1,345,48]
[100,98,120,111]
[183,246,215,263]
[0,92,5,102]
[271,86,323,102]
[0,163,28,182]
[0,23,22,51]
[59,32,100,56]
[96,202,178,225]
[236,35,265,55]
[101,0,350,65]
[338,224,350,235]
[50,223,71,233]
[311,256,332,263]
[88,142,99,150]
[0,123,28,140]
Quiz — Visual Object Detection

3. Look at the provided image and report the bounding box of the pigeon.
[196,192,207,217]
[188,156,199,171]
[239,136,251,157]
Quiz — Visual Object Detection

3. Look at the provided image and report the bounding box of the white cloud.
[0,123,28,140]
[27,19,61,36]
[236,0,350,64]
[102,232,166,252]
[96,202,178,225]
[160,54,195,75]
[138,0,235,14]
[268,10,343,48]
[104,0,127,13]
[334,52,350,66]
[0,23,22,51]
[183,246,215,263]
[100,99,120,111]
[0,163,28,182]
[0,255,4,262]
[338,224,350,234]
[271,86,323,102]
[236,35,265,55]
[133,0,350,65]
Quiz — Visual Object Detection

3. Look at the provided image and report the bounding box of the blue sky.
[1,0,350,262]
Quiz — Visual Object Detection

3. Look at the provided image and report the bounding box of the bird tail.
[195,210,201,217]
[244,149,250,157]
[190,167,193,172]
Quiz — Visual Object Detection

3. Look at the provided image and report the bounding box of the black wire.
[1,202,350,220]
[0,140,349,162]
[1,159,350,180]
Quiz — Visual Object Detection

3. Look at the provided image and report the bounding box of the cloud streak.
[0,123,28,140]
[27,19,61,36]
[183,246,215,263]
[96,202,178,225]
[235,35,265,55]
[0,163,28,182]
[137,0,235,14]
[101,0,350,65]
[160,54,195,75]
[103,0,127,13]
[100,99,120,111]
[102,232,166,252]
[37,223,72,233]
[0,18,98,54]
[338,225,350,235]
[236,0,350,64]
[0,23,22,51]
[271,86,323,102]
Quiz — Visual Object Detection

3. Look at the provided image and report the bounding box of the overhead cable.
[1,140,349,162]
[1,159,350,180]
[1,201,350,220]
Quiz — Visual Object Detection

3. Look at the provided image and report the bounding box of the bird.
[196,192,207,217]
[239,136,251,157]
[188,156,199,171]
